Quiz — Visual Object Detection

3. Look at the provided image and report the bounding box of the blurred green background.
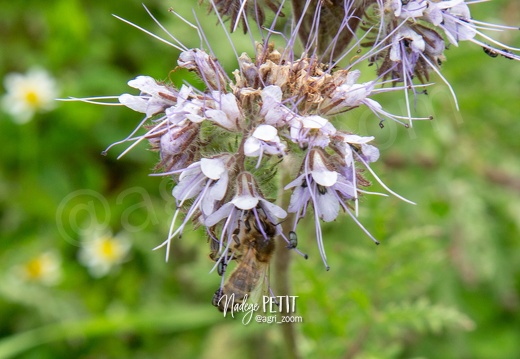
[1,1,519,358]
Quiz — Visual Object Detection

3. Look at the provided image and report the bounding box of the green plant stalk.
[273,163,301,359]
[0,305,220,359]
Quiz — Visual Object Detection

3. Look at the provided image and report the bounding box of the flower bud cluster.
[363,0,520,84]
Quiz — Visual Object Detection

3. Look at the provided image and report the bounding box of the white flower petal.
[252,124,278,141]
[118,94,148,113]
[205,109,235,130]
[311,153,338,187]
[244,137,261,156]
[287,185,308,213]
[232,195,259,210]
[201,158,226,180]
[345,70,361,85]
[284,174,305,190]
[205,202,234,227]
[209,172,228,201]
[261,85,282,102]
[316,190,340,222]
[390,37,402,62]
[172,173,204,201]
[301,115,328,129]
[402,1,426,18]
[342,134,375,144]
[260,199,287,220]
[128,76,161,95]
[220,93,241,121]
[361,144,380,163]
[311,169,338,187]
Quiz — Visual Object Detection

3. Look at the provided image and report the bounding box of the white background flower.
[2,67,59,124]
[15,251,62,286]
[78,228,131,278]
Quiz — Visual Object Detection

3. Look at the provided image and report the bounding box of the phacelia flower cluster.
[72,1,519,280]
[117,40,408,269]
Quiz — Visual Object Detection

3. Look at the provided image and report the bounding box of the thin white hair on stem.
[282,0,313,60]
[418,52,459,110]
[142,4,188,52]
[192,10,218,61]
[148,167,186,176]
[303,1,322,56]
[103,115,155,154]
[114,117,170,159]
[191,9,232,94]
[445,15,520,53]
[371,0,389,53]
[302,152,330,270]
[313,209,330,270]
[351,161,359,216]
[233,0,249,33]
[242,4,261,53]
[262,0,288,45]
[354,152,416,205]
[364,96,432,124]
[471,28,520,52]
[400,58,414,126]
[356,188,389,197]
[329,25,378,71]
[466,0,492,4]
[262,26,289,43]
[372,81,434,93]
[168,7,205,50]
[58,96,122,105]
[319,0,361,64]
[112,14,184,52]
[156,179,208,260]
[470,19,519,31]
[477,40,520,61]
[344,205,380,244]
[208,0,242,71]
[343,19,409,70]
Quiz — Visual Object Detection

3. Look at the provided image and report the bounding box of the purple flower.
[244,124,287,165]
[289,115,337,149]
[119,76,178,118]
[285,148,372,269]
[154,154,234,260]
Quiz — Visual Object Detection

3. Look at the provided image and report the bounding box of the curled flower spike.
[356,0,520,109]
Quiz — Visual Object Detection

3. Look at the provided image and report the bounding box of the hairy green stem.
[273,163,301,359]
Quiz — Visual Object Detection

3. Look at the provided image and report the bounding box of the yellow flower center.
[97,237,120,261]
[25,258,45,279]
[24,90,42,108]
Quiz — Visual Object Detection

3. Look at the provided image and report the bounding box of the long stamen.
[112,14,184,51]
